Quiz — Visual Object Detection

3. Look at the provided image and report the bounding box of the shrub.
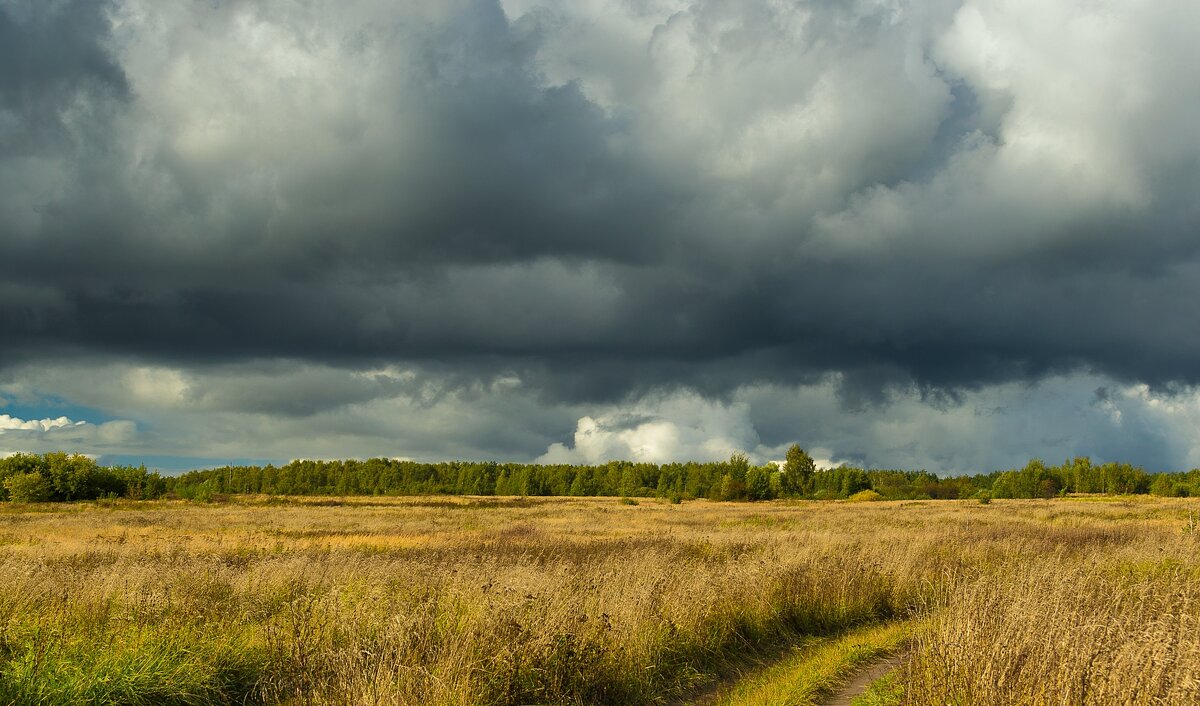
[4,472,53,503]
[848,489,884,502]
[975,490,992,505]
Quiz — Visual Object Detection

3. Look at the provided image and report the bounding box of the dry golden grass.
[0,495,1197,705]
[903,524,1200,704]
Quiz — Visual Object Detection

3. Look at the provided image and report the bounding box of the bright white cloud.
[538,392,765,464]
[0,412,136,458]
[0,414,77,432]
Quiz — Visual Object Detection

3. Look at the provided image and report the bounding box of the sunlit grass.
[1,496,1197,704]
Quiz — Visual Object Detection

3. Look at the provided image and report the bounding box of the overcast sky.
[2,0,1199,474]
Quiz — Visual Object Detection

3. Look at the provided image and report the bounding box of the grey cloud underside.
[2,0,1200,407]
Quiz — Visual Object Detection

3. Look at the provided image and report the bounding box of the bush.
[848,489,884,502]
[975,490,992,505]
[177,480,219,503]
[4,472,53,503]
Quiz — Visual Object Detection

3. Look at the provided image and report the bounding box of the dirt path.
[679,623,911,706]
[819,655,901,706]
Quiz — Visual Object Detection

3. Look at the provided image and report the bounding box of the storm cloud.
[2,0,1199,471]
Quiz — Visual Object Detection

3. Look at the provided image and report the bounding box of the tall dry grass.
[903,532,1200,705]
[0,496,1196,705]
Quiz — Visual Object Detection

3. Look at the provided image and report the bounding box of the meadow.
[0,495,1197,705]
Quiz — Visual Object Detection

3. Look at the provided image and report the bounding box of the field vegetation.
[1,493,1198,705]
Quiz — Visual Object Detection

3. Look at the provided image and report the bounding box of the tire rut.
[819,655,901,706]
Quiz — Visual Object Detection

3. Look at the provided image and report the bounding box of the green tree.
[720,453,751,501]
[568,471,588,497]
[42,452,117,500]
[840,468,871,497]
[1149,474,1186,497]
[781,444,816,497]
[746,465,773,501]
[4,472,53,503]
[618,466,639,497]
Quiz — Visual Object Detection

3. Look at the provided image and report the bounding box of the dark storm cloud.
[0,0,128,155]
[2,0,1199,416]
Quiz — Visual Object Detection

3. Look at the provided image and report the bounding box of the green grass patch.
[851,670,904,706]
[709,621,911,706]
[0,632,266,706]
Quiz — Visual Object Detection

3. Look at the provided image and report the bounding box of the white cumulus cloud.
[0,414,78,432]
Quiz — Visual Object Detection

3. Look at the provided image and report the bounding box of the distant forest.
[3,447,1200,503]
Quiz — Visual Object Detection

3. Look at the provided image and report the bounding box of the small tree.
[618,466,639,497]
[781,444,816,497]
[4,472,53,503]
[720,453,751,501]
[746,466,773,501]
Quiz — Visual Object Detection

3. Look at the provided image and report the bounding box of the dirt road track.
[820,656,901,706]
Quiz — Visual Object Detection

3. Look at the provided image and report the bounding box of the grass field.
[1,495,1198,705]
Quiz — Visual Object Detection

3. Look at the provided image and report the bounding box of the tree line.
[4,448,1200,503]
[0,452,167,502]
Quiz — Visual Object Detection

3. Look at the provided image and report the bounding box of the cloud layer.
[2,0,1198,470]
